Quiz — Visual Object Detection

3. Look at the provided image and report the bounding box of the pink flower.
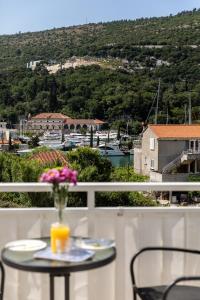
[70,170,78,185]
[40,166,78,185]
[59,167,71,182]
[40,169,60,183]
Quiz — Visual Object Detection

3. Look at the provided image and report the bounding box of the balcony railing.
[1,182,200,300]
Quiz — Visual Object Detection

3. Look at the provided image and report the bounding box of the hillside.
[0,9,200,133]
[0,9,200,70]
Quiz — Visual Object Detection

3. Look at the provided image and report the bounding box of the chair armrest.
[163,276,200,300]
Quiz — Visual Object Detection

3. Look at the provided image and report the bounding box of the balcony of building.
[1,182,200,300]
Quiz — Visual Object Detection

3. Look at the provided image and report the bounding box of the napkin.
[34,246,94,262]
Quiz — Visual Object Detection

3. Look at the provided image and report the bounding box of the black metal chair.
[130,247,200,300]
[0,261,5,300]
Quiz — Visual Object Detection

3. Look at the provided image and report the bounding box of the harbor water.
[107,155,133,167]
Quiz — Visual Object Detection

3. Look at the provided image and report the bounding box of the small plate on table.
[5,239,47,252]
[75,238,115,250]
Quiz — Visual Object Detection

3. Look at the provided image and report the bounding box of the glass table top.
[1,236,116,274]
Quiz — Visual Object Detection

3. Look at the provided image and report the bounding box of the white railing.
[2,181,200,208]
[1,182,200,300]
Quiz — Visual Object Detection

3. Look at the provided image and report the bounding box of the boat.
[38,140,65,150]
[95,143,124,156]
[96,131,118,141]
[18,135,31,143]
[42,131,62,140]
[38,131,65,149]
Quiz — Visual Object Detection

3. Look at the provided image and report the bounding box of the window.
[150,159,155,170]
[150,138,155,150]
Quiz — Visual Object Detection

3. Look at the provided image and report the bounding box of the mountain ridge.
[1,9,200,70]
[0,9,200,131]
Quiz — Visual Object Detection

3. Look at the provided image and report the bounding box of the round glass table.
[1,237,116,300]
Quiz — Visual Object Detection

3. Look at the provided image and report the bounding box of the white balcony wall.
[1,182,200,300]
[1,207,200,300]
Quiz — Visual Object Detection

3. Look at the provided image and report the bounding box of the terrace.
[1,182,200,300]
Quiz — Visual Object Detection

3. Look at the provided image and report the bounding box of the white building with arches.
[27,113,105,132]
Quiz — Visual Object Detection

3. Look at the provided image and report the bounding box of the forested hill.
[1,9,200,132]
[0,9,200,69]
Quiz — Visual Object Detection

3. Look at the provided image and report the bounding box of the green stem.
[58,205,63,223]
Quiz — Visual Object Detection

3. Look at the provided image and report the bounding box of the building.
[26,60,42,70]
[29,150,68,166]
[63,118,104,131]
[27,113,105,132]
[134,124,200,182]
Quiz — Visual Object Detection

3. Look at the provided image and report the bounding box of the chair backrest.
[0,261,5,300]
[130,247,200,300]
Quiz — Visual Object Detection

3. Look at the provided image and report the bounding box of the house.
[134,124,200,182]
[29,150,68,166]
[27,113,70,132]
[26,60,42,70]
[27,113,105,132]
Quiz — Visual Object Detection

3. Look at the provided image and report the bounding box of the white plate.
[75,238,115,250]
[5,240,47,252]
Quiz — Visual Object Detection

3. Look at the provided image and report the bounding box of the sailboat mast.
[184,104,187,124]
[154,78,161,124]
[166,106,169,124]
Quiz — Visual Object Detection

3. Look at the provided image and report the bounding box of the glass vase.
[51,192,70,253]
[54,192,68,224]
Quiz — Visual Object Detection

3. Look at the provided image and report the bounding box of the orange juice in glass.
[50,223,70,253]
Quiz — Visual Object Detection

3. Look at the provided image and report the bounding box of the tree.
[90,126,93,148]
[97,135,100,146]
[8,132,13,152]
[49,77,58,112]
[29,135,39,148]
[67,147,112,182]
[117,126,121,140]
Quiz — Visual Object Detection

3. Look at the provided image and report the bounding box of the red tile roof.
[31,113,105,125]
[30,150,68,166]
[149,124,200,139]
[64,118,105,125]
[32,113,70,119]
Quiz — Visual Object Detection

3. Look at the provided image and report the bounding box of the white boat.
[38,140,65,150]
[42,131,62,140]
[95,131,117,141]
[18,135,31,143]
[65,133,93,147]
[38,131,65,149]
[95,143,124,156]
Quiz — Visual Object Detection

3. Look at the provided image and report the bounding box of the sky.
[0,0,199,35]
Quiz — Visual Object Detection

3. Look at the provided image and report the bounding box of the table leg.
[49,273,70,300]
[64,273,70,300]
[50,274,55,300]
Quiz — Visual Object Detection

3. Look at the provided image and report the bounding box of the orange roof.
[94,119,105,124]
[149,124,200,139]
[31,113,105,125]
[29,150,68,166]
[64,118,105,125]
[32,113,70,119]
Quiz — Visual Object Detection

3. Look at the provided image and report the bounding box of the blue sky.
[0,0,199,35]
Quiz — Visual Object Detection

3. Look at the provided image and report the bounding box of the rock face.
[46,57,98,74]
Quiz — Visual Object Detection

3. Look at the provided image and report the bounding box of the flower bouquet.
[40,166,78,223]
[40,166,77,253]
